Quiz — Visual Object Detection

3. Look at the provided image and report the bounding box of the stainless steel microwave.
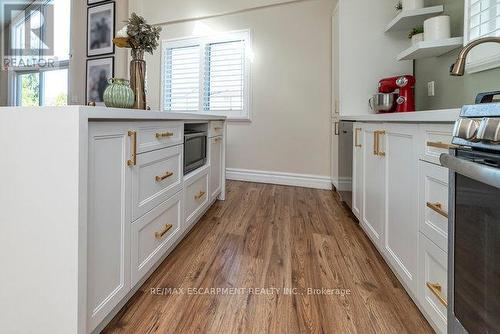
[184,130,207,175]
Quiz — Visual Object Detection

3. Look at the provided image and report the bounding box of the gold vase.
[130,48,147,110]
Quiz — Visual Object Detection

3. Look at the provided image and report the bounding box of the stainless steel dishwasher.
[338,120,353,209]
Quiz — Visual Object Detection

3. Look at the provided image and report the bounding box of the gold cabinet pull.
[155,224,173,240]
[214,137,222,143]
[155,171,173,182]
[355,128,362,148]
[374,130,386,156]
[426,282,448,307]
[194,191,206,200]
[127,131,137,166]
[427,141,456,150]
[156,131,174,139]
[214,127,222,131]
[426,202,448,218]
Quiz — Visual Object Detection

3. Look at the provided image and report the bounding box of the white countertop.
[340,108,460,122]
[0,106,227,121]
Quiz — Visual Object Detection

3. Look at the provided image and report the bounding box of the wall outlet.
[427,81,435,97]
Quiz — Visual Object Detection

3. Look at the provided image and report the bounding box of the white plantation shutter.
[162,30,250,119]
[468,0,500,40]
[465,0,500,72]
[203,40,245,113]
[164,45,200,111]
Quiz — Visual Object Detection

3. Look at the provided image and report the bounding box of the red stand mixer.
[376,75,416,113]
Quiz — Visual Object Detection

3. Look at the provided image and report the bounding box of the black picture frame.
[86,56,115,105]
[87,1,115,57]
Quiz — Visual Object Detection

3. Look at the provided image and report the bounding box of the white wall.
[338,0,412,115]
[69,0,129,105]
[142,0,335,180]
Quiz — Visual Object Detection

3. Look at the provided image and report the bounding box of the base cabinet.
[353,121,452,333]
[209,136,223,200]
[360,123,385,249]
[87,123,132,331]
[87,120,225,333]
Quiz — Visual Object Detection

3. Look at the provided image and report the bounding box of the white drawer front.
[418,233,448,334]
[131,192,183,286]
[209,121,224,138]
[419,161,449,252]
[419,124,454,165]
[184,167,209,226]
[132,145,183,220]
[136,122,183,154]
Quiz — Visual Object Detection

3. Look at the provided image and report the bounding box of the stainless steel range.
[441,103,500,334]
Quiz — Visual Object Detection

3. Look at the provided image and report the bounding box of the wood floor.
[103,181,433,334]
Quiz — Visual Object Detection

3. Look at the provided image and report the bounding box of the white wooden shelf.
[385,5,444,32]
[397,37,463,61]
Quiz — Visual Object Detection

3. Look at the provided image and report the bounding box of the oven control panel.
[453,117,500,150]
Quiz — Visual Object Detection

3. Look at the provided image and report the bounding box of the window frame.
[463,0,500,73]
[161,29,252,121]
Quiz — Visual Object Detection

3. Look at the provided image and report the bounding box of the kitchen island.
[0,106,226,334]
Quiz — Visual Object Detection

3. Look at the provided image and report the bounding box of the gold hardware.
[194,191,206,200]
[427,141,457,150]
[426,202,448,218]
[155,171,174,182]
[373,130,385,156]
[156,131,174,139]
[214,137,222,143]
[426,282,448,307]
[334,122,339,136]
[355,128,362,148]
[127,131,137,166]
[155,224,173,240]
[214,127,222,131]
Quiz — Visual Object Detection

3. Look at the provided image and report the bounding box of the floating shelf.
[397,37,463,61]
[385,5,444,32]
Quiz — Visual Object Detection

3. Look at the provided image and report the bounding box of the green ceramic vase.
[103,78,135,109]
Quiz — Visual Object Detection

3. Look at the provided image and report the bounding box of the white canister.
[402,0,424,10]
[424,15,451,41]
[411,33,424,45]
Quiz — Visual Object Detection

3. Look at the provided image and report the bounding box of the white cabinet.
[209,136,223,200]
[382,123,419,295]
[352,124,363,220]
[87,123,132,331]
[418,233,448,334]
[184,166,210,227]
[361,123,385,249]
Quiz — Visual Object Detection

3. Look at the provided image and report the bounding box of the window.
[162,30,251,120]
[8,0,70,106]
[464,0,500,73]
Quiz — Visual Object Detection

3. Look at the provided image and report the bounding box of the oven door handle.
[440,153,500,189]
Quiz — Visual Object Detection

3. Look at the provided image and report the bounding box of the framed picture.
[86,57,114,105]
[87,2,115,57]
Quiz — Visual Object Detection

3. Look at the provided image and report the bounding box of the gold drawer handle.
[426,282,448,307]
[427,141,456,150]
[355,128,362,148]
[156,131,174,139]
[374,130,386,157]
[155,224,173,240]
[426,202,448,218]
[214,127,222,131]
[214,137,222,143]
[127,130,137,166]
[155,171,173,182]
[194,191,206,200]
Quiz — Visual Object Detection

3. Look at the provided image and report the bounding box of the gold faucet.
[450,36,500,76]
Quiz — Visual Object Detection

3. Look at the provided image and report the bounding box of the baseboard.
[226,168,332,190]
